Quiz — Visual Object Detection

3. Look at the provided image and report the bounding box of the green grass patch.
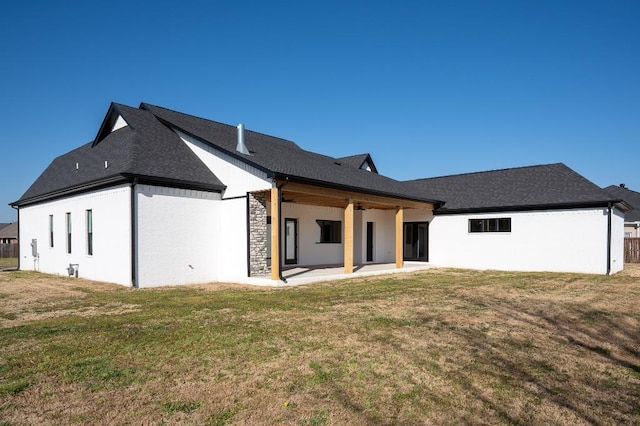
[301,408,329,426]
[206,407,237,425]
[0,379,30,396]
[0,258,17,269]
[63,356,136,391]
[161,400,201,414]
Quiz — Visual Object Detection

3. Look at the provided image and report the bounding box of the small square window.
[316,220,342,243]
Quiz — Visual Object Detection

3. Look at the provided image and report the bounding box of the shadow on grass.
[443,292,640,425]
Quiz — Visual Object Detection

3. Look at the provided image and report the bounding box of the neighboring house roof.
[12,103,226,207]
[140,103,438,204]
[0,223,9,231]
[407,163,623,214]
[0,222,17,239]
[336,153,379,173]
[603,185,640,222]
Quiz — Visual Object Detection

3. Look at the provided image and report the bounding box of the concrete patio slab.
[237,262,436,286]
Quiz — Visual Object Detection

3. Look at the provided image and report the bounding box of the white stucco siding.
[430,208,620,275]
[217,197,250,282]
[175,130,272,197]
[18,185,132,285]
[135,185,222,287]
[280,204,344,266]
[358,209,396,264]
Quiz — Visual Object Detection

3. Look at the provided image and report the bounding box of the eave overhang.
[268,176,442,210]
[10,174,226,208]
[433,199,630,216]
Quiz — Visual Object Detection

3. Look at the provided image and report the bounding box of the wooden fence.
[0,243,18,259]
[625,238,640,263]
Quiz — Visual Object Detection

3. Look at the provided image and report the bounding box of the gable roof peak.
[336,153,379,173]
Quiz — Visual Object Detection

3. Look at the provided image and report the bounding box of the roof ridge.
[139,102,300,147]
[604,184,640,196]
[406,162,566,182]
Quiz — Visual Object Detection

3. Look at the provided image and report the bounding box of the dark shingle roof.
[140,103,437,204]
[336,153,379,173]
[0,222,17,239]
[13,103,225,206]
[603,185,640,222]
[407,163,621,214]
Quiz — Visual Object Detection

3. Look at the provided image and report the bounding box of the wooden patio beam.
[281,182,435,210]
[395,207,404,269]
[344,199,354,274]
[270,186,280,280]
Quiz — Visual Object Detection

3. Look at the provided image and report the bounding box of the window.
[86,210,93,255]
[316,220,342,243]
[49,215,54,248]
[66,212,72,254]
[469,218,511,233]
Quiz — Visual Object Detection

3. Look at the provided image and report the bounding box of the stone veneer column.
[248,192,270,276]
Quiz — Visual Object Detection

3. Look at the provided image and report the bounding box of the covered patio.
[248,179,438,282]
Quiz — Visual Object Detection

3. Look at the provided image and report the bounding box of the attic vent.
[75,162,79,170]
[236,124,250,155]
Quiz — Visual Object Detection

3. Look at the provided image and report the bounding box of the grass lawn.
[0,258,17,270]
[0,267,639,425]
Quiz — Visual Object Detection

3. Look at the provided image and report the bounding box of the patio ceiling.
[262,181,437,210]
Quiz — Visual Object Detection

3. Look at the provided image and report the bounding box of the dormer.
[92,103,130,146]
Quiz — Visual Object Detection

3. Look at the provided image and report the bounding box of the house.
[406,164,628,275]
[10,102,629,287]
[0,222,18,244]
[603,184,640,238]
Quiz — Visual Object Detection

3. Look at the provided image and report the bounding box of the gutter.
[11,175,225,209]
[434,200,623,216]
[130,178,138,288]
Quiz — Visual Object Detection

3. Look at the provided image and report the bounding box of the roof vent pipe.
[236,124,250,155]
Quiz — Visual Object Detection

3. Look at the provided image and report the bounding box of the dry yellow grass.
[1,266,639,425]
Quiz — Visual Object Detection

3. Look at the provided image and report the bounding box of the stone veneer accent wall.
[248,192,270,276]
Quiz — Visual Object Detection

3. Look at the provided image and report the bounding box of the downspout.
[11,205,19,271]
[606,202,612,276]
[130,179,138,288]
[277,178,289,282]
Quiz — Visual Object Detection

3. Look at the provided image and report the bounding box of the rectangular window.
[66,212,72,254]
[86,210,93,256]
[469,218,511,233]
[316,219,342,243]
[49,215,54,248]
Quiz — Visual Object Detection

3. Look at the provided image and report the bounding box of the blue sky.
[1,0,638,223]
